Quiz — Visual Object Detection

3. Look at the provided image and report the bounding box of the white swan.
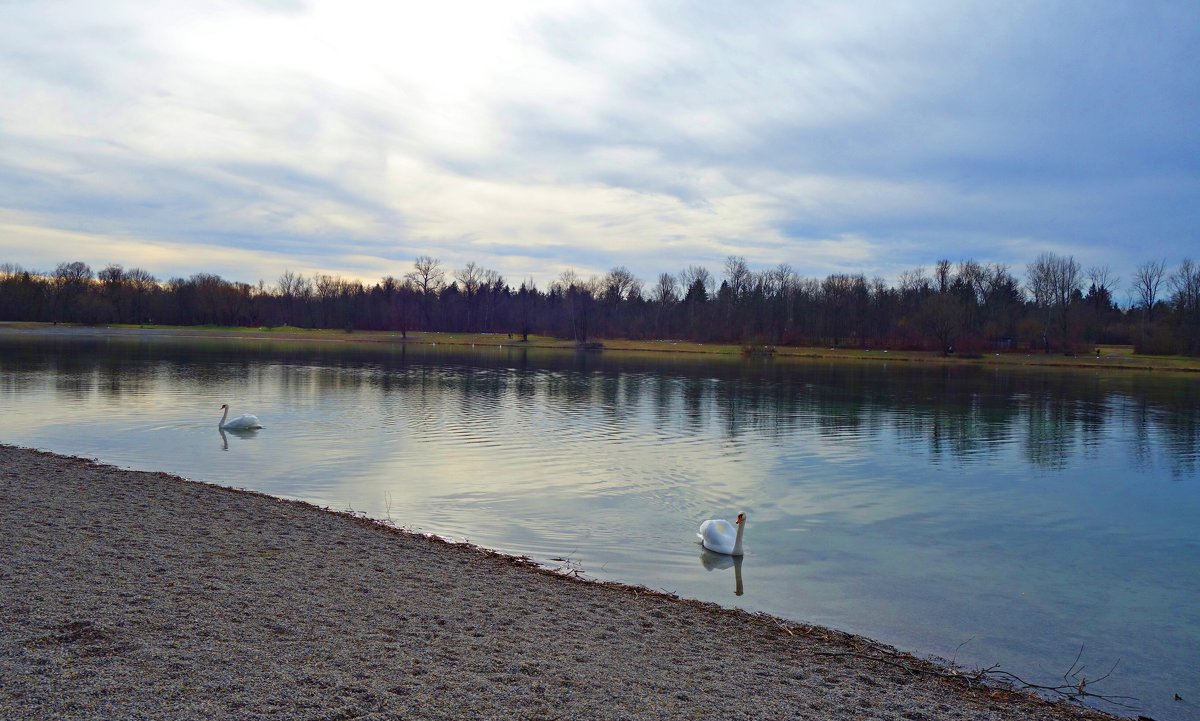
[697,512,746,556]
[219,404,263,430]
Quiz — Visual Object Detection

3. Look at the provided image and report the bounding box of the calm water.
[2,330,1198,720]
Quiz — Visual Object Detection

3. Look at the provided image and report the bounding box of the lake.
[2,329,1197,720]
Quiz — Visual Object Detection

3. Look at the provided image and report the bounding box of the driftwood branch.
[981,645,1135,709]
[548,550,587,579]
[768,620,1140,712]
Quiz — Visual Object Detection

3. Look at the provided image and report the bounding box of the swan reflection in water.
[218,426,261,451]
[699,549,745,596]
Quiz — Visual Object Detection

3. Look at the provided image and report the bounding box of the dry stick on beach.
[981,646,1136,709]
[770,618,1138,711]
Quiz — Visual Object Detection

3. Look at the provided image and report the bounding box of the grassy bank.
[4,321,1199,373]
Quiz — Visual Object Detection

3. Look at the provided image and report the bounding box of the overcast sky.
[2,0,1196,298]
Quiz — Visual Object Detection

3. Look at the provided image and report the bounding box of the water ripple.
[2,337,1199,721]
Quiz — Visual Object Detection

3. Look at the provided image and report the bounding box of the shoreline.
[3,321,1198,374]
[1,444,1122,720]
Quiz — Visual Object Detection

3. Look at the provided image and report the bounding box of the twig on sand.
[767,620,1137,711]
[796,628,1132,705]
[549,551,587,579]
[981,645,1136,709]
[771,617,795,636]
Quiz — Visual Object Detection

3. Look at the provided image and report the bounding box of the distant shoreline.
[3,321,1198,374]
[0,444,1121,720]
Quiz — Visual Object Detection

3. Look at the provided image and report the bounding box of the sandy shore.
[1,445,1120,721]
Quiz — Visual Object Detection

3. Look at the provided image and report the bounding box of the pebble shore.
[1,444,1120,720]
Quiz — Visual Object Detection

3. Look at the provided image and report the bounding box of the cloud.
[1,0,1197,291]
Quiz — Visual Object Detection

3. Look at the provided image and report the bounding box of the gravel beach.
[1,444,1120,721]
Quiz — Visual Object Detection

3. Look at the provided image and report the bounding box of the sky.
[1,0,1197,298]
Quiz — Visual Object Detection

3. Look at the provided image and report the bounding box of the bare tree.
[456,262,483,296]
[649,273,678,339]
[554,269,598,342]
[977,263,1021,339]
[516,277,537,341]
[275,269,303,326]
[956,260,986,305]
[1171,258,1200,353]
[652,273,678,305]
[765,263,796,343]
[723,256,752,300]
[1087,265,1119,297]
[406,256,445,328]
[456,261,484,330]
[1131,259,1167,323]
[310,274,346,328]
[922,292,964,355]
[777,263,797,290]
[292,274,314,326]
[934,259,953,295]
[276,269,298,297]
[1082,265,1120,334]
[1049,255,1082,317]
[898,266,930,295]
[554,269,579,294]
[821,274,868,346]
[479,268,503,332]
[407,256,446,295]
[125,267,157,323]
[314,274,343,301]
[602,266,641,303]
[678,265,714,299]
[1026,252,1081,352]
[97,264,126,322]
[52,261,93,322]
[54,261,92,288]
[97,264,124,287]
[598,266,642,337]
[126,268,156,290]
[1171,258,1200,311]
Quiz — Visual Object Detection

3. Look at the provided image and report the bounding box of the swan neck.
[732,518,745,555]
[219,406,228,427]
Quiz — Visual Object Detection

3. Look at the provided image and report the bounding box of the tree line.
[2,253,1198,355]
